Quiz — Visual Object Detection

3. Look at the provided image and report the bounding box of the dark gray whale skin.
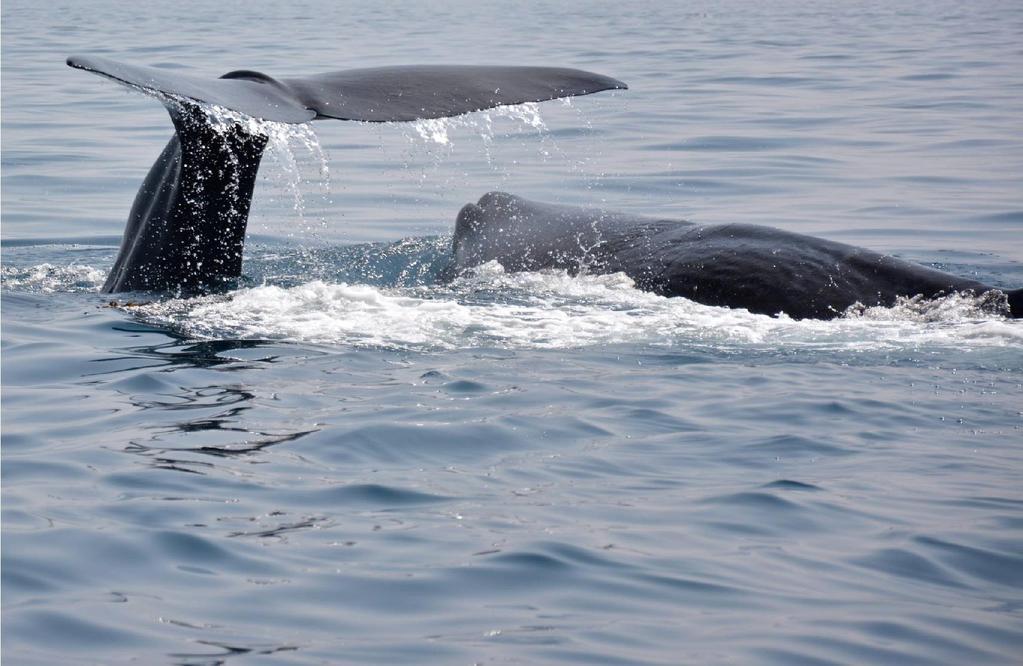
[67,55,626,293]
[453,192,1022,320]
[103,105,268,293]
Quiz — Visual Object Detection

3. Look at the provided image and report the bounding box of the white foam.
[1,263,105,293]
[134,263,1022,351]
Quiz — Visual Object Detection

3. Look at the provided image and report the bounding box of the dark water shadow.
[100,332,290,374]
[168,639,299,666]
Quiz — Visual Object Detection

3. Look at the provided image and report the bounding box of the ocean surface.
[3,1,1022,663]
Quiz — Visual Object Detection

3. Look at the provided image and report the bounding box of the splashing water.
[408,102,547,147]
[385,99,602,203]
[110,81,332,242]
[4,250,1018,352]
[403,102,556,169]
[193,100,332,241]
[131,262,1023,352]
[0,262,106,293]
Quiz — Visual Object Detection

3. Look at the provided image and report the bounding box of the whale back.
[453,192,689,273]
[451,193,1014,319]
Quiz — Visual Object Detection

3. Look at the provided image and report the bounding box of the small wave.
[132,262,1022,351]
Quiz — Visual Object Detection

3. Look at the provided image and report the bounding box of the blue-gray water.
[3,1,1022,664]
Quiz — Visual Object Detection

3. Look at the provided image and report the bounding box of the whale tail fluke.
[68,55,626,293]
[67,55,626,124]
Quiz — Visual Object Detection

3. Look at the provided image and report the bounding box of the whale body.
[68,56,1020,319]
[453,192,1022,319]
